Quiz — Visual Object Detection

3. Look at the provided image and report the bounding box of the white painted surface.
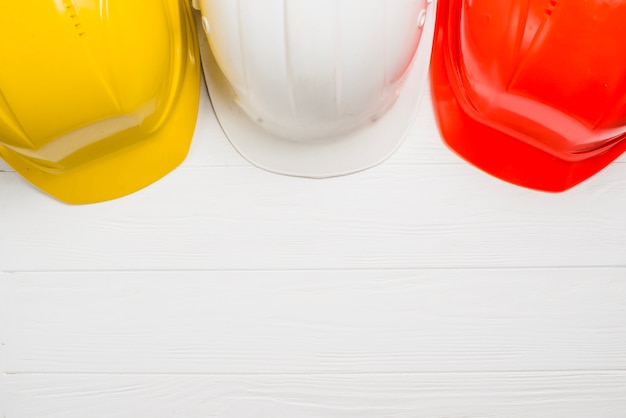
[1,81,626,417]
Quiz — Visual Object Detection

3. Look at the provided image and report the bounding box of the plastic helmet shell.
[0,0,200,203]
[195,0,437,177]
[431,0,626,192]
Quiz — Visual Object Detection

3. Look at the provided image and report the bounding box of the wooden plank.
[3,372,626,418]
[2,270,626,374]
[0,274,8,417]
[1,162,626,271]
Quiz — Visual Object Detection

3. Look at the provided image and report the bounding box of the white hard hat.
[193,0,437,177]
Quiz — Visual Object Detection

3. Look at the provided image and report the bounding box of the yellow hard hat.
[0,0,200,204]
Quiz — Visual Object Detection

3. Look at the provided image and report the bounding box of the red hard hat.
[431,0,626,192]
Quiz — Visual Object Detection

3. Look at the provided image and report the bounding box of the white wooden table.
[1,80,626,417]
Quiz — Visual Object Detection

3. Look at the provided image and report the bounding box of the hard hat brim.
[0,3,201,205]
[197,6,437,178]
[430,0,626,192]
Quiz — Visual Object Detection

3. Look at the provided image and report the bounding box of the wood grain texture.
[3,372,626,418]
[2,270,625,374]
[2,161,626,271]
[2,78,626,417]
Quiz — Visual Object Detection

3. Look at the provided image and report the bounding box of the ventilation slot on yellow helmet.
[62,0,86,38]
